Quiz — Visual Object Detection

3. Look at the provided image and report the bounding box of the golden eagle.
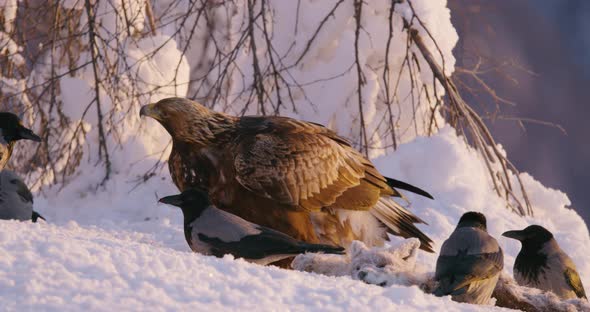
[141,98,434,252]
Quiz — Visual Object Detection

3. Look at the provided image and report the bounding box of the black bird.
[434,212,504,304]
[503,225,587,300]
[159,188,345,265]
[0,112,41,170]
[0,170,45,222]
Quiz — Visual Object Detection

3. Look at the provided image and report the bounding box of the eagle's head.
[140,97,233,145]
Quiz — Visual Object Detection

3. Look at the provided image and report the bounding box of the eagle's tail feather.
[370,197,434,253]
[385,177,434,199]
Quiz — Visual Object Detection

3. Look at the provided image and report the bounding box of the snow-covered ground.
[2,126,588,311]
[1,0,588,310]
[0,221,499,312]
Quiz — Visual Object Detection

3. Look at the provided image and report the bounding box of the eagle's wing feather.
[234,117,387,212]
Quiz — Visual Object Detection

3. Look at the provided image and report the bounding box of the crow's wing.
[198,225,343,260]
[564,267,587,299]
[435,249,504,294]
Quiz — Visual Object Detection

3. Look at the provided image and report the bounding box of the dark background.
[448,1,590,224]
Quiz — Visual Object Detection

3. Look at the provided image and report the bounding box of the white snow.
[1,0,588,310]
[0,0,23,65]
[0,220,501,311]
[3,126,587,311]
[0,31,24,66]
[0,0,17,33]
[372,126,590,284]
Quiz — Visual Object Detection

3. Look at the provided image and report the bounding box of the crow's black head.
[0,112,41,143]
[504,225,554,282]
[503,225,554,249]
[457,211,487,231]
[159,188,210,208]
[159,188,212,224]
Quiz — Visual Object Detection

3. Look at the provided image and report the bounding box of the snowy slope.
[372,127,590,283]
[1,0,588,310]
[2,126,588,311]
[0,221,502,312]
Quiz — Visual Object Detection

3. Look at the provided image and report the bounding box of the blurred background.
[449,0,590,224]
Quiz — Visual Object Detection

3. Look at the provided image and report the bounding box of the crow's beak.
[17,125,41,142]
[502,230,525,241]
[158,194,183,207]
[139,103,158,119]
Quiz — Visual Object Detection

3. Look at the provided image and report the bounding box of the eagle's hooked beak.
[17,124,42,142]
[139,103,159,119]
[502,230,525,241]
[158,194,184,207]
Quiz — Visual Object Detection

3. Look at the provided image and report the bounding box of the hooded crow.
[0,112,41,170]
[0,170,45,222]
[503,225,587,300]
[434,212,504,304]
[159,188,345,265]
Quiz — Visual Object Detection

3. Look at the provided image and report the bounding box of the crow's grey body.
[514,240,585,300]
[190,206,261,243]
[504,225,586,300]
[160,189,345,265]
[0,170,40,221]
[434,212,503,304]
[185,206,261,256]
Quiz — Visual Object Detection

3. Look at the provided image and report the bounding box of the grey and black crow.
[503,225,587,300]
[0,170,45,222]
[434,212,504,304]
[159,188,345,265]
[0,112,41,170]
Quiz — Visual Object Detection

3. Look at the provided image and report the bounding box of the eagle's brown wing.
[233,116,395,212]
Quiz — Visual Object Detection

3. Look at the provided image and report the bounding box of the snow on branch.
[0,0,534,216]
[402,0,533,216]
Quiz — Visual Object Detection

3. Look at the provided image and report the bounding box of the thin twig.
[85,0,111,185]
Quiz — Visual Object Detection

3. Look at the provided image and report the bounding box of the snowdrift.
[2,127,588,311]
[0,220,497,312]
[1,0,588,310]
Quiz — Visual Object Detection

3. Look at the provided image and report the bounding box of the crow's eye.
[10,179,18,184]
